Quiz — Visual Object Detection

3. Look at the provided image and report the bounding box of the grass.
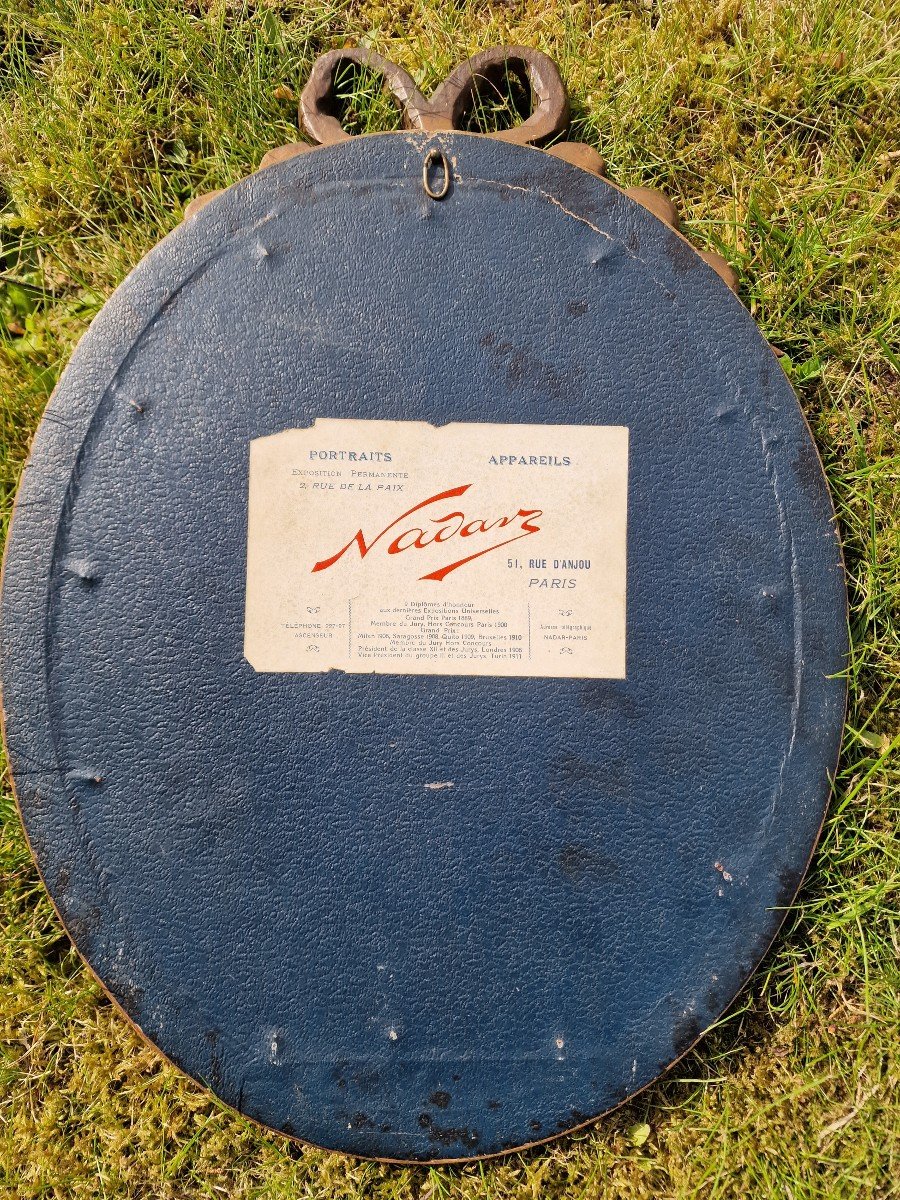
[0,0,898,1196]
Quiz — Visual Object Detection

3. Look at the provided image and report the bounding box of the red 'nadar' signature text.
[311,484,543,581]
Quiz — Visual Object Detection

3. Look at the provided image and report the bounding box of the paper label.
[244,419,628,678]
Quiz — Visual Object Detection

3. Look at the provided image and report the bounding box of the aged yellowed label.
[244,419,628,678]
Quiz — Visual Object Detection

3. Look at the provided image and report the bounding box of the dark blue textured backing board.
[0,133,847,1161]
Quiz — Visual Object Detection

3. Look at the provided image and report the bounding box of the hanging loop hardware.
[422,148,451,200]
